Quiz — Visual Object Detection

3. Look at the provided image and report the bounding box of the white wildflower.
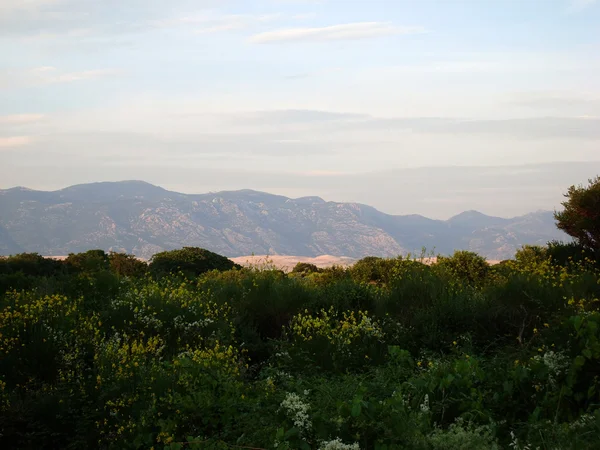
[419,394,430,413]
[318,437,360,450]
[279,392,312,434]
[533,351,569,387]
[569,414,595,430]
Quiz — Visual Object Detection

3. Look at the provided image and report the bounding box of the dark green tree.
[65,250,110,273]
[554,176,600,251]
[435,250,489,286]
[3,253,64,277]
[149,247,240,279]
[291,262,321,275]
[108,252,148,278]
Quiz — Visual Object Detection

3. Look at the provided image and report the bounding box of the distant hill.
[0,181,569,260]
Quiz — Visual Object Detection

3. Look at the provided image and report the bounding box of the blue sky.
[1,0,599,218]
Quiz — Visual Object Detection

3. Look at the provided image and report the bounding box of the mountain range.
[0,181,569,260]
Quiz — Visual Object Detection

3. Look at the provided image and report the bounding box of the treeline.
[1,239,598,297]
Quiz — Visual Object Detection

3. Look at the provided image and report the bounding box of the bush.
[65,249,110,273]
[291,262,321,275]
[108,252,148,277]
[2,253,64,277]
[350,256,405,284]
[434,250,490,286]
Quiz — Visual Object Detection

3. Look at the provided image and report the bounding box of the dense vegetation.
[1,246,599,449]
[1,180,599,449]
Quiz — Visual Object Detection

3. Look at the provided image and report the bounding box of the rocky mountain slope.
[0,181,569,260]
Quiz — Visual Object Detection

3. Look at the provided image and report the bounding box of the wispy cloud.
[0,136,33,148]
[284,66,342,79]
[248,22,426,43]
[301,170,350,176]
[567,0,598,12]
[156,12,288,34]
[0,114,46,124]
[0,67,120,89]
[509,91,600,110]
[0,0,65,16]
[43,68,120,83]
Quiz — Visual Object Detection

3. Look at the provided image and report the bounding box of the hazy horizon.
[1,0,599,219]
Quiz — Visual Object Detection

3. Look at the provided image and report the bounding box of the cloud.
[0,0,221,38]
[44,68,120,83]
[0,0,87,37]
[301,170,350,176]
[509,91,600,113]
[248,22,426,43]
[567,0,598,12]
[284,66,342,79]
[337,116,600,140]
[0,114,46,124]
[0,0,65,16]
[230,109,371,125]
[0,136,33,148]
[17,131,336,159]
[159,12,282,30]
[0,67,120,89]
[291,13,317,20]
[190,109,600,141]
[154,12,326,35]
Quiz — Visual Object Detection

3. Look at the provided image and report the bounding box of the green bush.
[108,251,148,278]
[65,249,110,273]
[291,262,321,275]
[350,256,405,284]
[434,250,490,286]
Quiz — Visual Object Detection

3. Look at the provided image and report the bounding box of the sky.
[0,0,599,219]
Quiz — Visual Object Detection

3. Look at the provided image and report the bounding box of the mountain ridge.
[0,181,569,260]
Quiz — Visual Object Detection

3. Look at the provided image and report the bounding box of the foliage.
[292,262,322,275]
[108,252,148,278]
[149,247,240,279]
[350,256,405,285]
[1,244,600,449]
[555,176,600,251]
[434,250,490,287]
[65,249,110,273]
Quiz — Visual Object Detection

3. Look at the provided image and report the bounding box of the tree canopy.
[149,247,240,279]
[554,176,600,251]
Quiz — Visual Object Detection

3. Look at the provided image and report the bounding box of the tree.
[108,252,148,278]
[554,176,600,251]
[350,256,405,284]
[149,247,240,279]
[435,250,489,286]
[4,253,64,277]
[291,262,321,275]
[65,250,110,273]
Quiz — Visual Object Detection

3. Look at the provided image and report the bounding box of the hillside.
[0,181,569,260]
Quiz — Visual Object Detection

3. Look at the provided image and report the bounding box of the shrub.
[108,251,148,277]
[434,250,490,286]
[65,249,110,273]
[291,262,321,275]
[2,252,64,277]
[350,256,404,284]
